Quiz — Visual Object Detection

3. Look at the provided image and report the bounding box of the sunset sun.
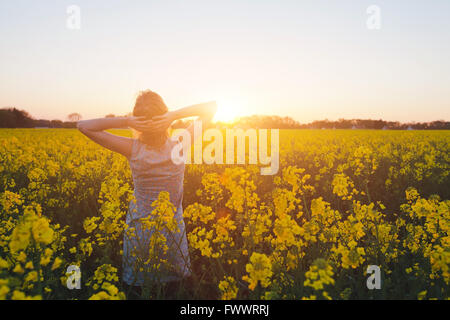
[213,99,246,123]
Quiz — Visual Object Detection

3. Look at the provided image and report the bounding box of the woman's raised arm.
[148,101,217,146]
[77,116,148,158]
[169,101,218,125]
[151,101,217,137]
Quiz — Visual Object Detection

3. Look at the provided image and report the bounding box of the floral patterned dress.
[122,138,191,286]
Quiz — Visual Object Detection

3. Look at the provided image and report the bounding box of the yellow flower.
[83,216,100,234]
[17,252,27,263]
[304,259,335,292]
[219,276,238,300]
[417,290,427,300]
[9,224,31,253]
[11,290,41,300]
[40,248,53,266]
[0,258,9,269]
[25,271,38,282]
[32,218,54,244]
[0,285,10,300]
[51,257,63,271]
[242,253,272,291]
[13,264,24,274]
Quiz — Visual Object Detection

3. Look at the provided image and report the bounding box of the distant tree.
[50,120,64,128]
[67,113,82,122]
[0,109,16,128]
[0,107,34,128]
[34,119,51,128]
[105,114,116,118]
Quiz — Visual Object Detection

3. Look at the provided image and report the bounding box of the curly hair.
[132,90,169,148]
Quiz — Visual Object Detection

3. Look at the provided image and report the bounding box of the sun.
[213,99,245,123]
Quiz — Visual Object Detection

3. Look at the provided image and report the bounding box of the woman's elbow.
[77,121,87,133]
[206,102,218,119]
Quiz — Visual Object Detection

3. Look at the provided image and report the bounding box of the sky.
[0,0,449,123]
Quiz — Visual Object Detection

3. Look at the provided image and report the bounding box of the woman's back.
[123,138,190,285]
[129,138,184,215]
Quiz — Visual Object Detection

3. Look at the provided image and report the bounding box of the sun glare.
[213,99,246,123]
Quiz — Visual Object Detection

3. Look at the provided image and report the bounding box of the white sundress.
[122,138,191,286]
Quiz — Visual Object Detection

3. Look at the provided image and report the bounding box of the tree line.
[0,108,78,128]
[0,107,448,130]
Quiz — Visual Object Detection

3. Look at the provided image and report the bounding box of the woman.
[77,90,217,298]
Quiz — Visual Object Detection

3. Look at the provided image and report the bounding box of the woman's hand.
[127,113,175,133]
[127,116,153,132]
[150,112,176,132]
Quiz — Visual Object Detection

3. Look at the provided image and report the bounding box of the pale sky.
[1,0,449,123]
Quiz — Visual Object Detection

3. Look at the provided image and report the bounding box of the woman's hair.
[132,90,169,148]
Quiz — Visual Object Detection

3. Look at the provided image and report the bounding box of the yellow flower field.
[0,129,448,300]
